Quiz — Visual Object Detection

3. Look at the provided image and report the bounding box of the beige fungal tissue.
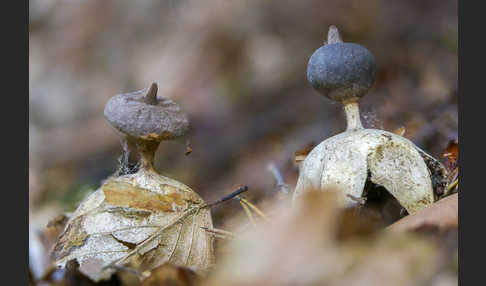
[294,128,438,214]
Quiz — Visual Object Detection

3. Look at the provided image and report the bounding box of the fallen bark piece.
[387,193,458,233]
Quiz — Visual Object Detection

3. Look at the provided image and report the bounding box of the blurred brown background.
[29,0,457,230]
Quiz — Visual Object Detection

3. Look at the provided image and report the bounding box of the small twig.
[447,168,458,184]
[267,163,290,195]
[206,233,232,240]
[204,185,249,208]
[201,227,234,240]
[201,227,234,236]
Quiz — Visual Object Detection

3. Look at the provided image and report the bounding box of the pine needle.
[239,200,256,227]
[240,198,269,222]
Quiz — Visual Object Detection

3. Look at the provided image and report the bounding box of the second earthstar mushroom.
[294,26,448,215]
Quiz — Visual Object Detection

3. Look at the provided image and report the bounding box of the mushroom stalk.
[343,101,363,130]
[136,140,160,170]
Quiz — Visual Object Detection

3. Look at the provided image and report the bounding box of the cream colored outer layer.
[53,169,214,282]
[293,129,434,214]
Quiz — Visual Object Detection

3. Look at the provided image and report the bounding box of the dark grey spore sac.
[104,88,190,141]
[307,43,376,102]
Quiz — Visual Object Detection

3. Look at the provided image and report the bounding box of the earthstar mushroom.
[294,26,448,215]
[52,83,214,282]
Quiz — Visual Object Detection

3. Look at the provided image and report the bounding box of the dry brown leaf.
[443,139,458,170]
[203,190,446,286]
[139,263,197,286]
[387,193,458,233]
[30,206,68,281]
[294,142,316,157]
[52,169,214,282]
[442,139,458,196]
[293,142,316,166]
[393,126,406,136]
[47,214,69,229]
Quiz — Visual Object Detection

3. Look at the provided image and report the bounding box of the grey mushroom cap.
[307,42,376,102]
[104,84,190,141]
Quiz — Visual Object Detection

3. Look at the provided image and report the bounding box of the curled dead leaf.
[51,169,214,282]
[204,190,446,286]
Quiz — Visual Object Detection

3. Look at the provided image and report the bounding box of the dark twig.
[204,185,249,208]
